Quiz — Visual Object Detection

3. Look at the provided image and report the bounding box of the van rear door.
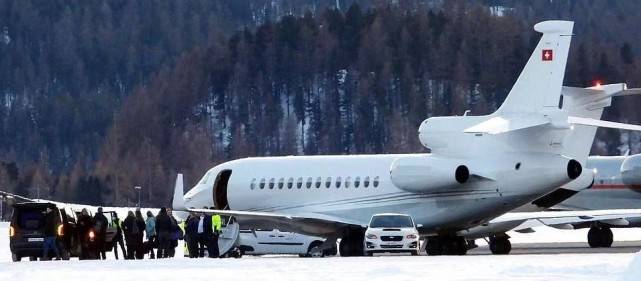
[12,206,47,242]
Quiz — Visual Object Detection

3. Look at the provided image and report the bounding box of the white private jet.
[173,20,641,256]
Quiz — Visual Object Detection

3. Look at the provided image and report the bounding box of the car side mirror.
[416,224,423,228]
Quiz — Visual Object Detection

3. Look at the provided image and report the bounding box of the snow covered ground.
[1,221,641,281]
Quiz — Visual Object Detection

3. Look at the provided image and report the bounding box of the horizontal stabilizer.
[615,88,641,97]
[464,115,550,134]
[569,116,641,131]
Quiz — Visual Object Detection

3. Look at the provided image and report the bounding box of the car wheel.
[12,253,21,262]
[307,241,324,258]
[29,256,38,261]
[411,250,420,256]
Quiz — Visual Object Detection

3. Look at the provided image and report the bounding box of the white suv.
[364,213,421,256]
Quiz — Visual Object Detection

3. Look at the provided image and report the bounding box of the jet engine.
[621,154,641,190]
[390,155,469,193]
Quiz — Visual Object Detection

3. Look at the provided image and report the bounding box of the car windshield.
[369,215,414,228]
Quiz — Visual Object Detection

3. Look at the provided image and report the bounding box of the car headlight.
[406,234,418,239]
[366,233,378,239]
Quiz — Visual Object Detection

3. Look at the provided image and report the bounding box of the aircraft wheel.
[587,227,600,248]
[489,236,511,255]
[425,236,442,256]
[601,227,613,248]
[588,226,612,248]
[339,229,365,257]
[324,244,338,256]
[453,236,468,255]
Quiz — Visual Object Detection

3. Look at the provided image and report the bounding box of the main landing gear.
[488,234,511,255]
[426,235,468,255]
[587,225,613,248]
[339,228,365,257]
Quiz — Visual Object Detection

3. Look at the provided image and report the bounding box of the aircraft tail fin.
[172,173,186,211]
[496,21,574,114]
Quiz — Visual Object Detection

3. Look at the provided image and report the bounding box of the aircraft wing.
[460,209,641,238]
[172,174,361,236]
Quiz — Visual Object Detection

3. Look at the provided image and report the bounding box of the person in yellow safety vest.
[179,221,189,257]
[209,210,222,258]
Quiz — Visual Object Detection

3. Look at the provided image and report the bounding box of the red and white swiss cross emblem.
[542,49,553,61]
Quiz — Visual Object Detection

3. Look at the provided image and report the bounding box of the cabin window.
[260,178,266,189]
[287,177,294,189]
[315,177,322,188]
[297,177,303,189]
[336,177,342,188]
[364,176,370,188]
[373,176,380,188]
[345,177,351,188]
[269,178,275,189]
[278,178,284,189]
[326,177,332,188]
[250,178,256,190]
[307,177,313,188]
[354,176,360,188]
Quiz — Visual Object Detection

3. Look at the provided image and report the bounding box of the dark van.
[9,202,81,261]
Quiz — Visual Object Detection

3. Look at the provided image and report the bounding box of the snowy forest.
[1,0,641,209]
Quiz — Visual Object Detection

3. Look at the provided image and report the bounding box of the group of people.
[120,207,182,259]
[184,209,222,258]
[40,205,223,260]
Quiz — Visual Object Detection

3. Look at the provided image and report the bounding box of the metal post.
[134,186,142,208]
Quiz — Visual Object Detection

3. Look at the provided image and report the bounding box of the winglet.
[172,173,186,211]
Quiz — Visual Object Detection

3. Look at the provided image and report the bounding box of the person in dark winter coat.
[122,211,140,260]
[111,213,127,260]
[155,207,172,258]
[197,210,213,257]
[185,213,199,258]
[42,207,61,260]
[77,208,94,260]
[93,207,109,260]
[134,209,146,259]
[167,208,181,257]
